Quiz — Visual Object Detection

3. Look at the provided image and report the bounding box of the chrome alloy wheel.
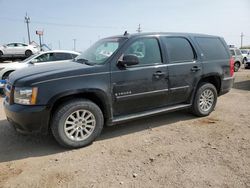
[64,110,96,141]
[199,89,214,112]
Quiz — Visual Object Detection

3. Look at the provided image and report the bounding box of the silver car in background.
[229,47,244,72]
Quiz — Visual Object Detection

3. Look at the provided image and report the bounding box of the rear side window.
[162,37,195,63]
[196,37,228,60]
[54,53,73,60]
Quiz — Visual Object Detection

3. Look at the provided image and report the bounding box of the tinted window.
[54,53,73,60]
[163,37,194,63]
[196,37,228,60]
[124,38,162,65]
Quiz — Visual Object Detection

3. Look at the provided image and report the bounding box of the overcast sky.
[0,0,249,51]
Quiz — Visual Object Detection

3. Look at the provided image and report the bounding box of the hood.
[0,62,27,69]
[8,61,93,86]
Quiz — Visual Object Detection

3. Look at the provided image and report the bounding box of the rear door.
[162,36,202,105]
[111,37,169,116]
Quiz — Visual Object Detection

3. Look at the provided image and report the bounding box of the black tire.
[25,50,32,57]
[51,99,104,148]
[234,62,240,72]
[191,83,217,117]
[0,51,3,57]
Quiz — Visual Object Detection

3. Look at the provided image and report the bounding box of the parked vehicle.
[0,43,39,59]
[229,47,243,72]
[4,32,234,148]
[0,50,80,82]
[240,49,250,67]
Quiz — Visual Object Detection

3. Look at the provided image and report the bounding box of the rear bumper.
[4,99,50,134]
[219,76,235,95]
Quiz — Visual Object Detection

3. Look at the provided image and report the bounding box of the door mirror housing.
[29,59,38,64]
[118,54,139,67]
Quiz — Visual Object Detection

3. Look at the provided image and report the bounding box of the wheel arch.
[190,74,221,104]
[48,89,112,127]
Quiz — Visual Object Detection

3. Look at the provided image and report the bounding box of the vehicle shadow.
[0,110,196,163]
[233,80,250,91]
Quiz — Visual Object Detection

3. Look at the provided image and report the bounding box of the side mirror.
[3,45,7,48]
[29,59,38,64]
[118,54,139,67]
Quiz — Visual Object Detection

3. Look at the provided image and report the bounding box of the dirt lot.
[0,69,249,188]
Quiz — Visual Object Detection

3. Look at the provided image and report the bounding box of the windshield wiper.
[74,58,95,66]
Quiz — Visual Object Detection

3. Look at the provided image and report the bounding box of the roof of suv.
[105,32,221,39]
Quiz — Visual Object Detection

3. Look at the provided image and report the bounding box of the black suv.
[4,32,234,148]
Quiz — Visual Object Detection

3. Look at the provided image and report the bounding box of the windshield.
[20,53,40,63]
[75,37,126,64]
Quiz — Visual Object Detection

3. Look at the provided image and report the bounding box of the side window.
[123,38,162,65]
[35,53,55,62]
[163,37,195,63]
[54,53,73,61]
[196,37,229,60]
[236,49,242,56]
[230,50,235,56]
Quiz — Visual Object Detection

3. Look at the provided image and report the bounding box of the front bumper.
[4,99,50,134]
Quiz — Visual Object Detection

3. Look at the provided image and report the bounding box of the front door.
[111,37,169,116]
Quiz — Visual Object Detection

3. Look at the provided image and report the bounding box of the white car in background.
[0,50,80,82]
[0,43,40,58]
[240,49,250,65]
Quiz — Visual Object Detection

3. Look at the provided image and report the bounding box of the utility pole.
[240,32,244,48]
[136,24,142,33]
[24,13,31,44]
[73,39,76,51]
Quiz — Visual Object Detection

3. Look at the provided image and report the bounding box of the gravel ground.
[0,69,249,188]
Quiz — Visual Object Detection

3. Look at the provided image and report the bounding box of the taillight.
[230,57,234,77]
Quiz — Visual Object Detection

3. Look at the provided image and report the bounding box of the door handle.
[153,71,166,79]
[191,66,201,72]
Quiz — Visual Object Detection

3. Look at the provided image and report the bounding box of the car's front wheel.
[191,83,217,117]
[51,99,104,148]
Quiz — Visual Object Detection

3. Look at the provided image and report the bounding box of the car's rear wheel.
[191,83,217,117]
[51,99,104,148]
[234,62,240,72]
[25,50,32,57]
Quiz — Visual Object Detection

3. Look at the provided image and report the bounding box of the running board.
[112,104,192,125]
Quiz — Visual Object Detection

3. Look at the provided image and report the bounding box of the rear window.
[163,37,195,63]
[196,37,229,60]
[236,49,242,56]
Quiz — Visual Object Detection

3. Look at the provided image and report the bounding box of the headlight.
[14,87,38,105]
